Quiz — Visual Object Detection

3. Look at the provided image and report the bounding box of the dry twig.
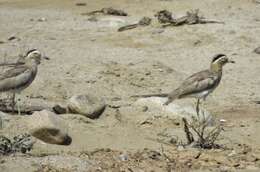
[162,9,224,27]
[82,7,127,16]
[181,103,223,149]
[118,17,152,32]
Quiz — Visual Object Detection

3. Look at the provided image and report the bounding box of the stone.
[133,97,213,124]
[254,47,260,54]
[99,17,127,27]
[119,153,128,161]
[68,94,106,119]
[27,110,72,145]
[0,111,10,129]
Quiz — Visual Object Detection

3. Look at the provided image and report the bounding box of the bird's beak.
[42,56,50,60]
[227,58,235,63]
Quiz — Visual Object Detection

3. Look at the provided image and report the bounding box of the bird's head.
[24,49,49,65]
[210,54,235,71]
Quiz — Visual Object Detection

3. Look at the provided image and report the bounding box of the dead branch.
[162,9,224,28]
[0,102,67,115]
[83,7,127,16]
[118,17,152,32]
[181,103,223,149]
[182,118,194,144]
[118,24,138,32]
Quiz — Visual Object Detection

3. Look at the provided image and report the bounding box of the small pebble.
[142,106,148,112]
[254,47,260,54]
[119,153,128,161]
[38,17,47,22]
[8,36,18,41]
[75,2,87,6]
[220,119,226,123]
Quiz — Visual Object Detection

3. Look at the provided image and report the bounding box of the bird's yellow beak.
[42,56,50,60]
[228,59,235,63]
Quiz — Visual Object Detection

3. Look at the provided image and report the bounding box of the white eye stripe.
[28,51,41,57]
[213,56,226,63]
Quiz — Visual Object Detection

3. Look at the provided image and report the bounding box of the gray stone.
[0,111,10,129]
[68,94,106,119]
[99,17,127,27]
[27,110,72,145]
[133,97,213,125]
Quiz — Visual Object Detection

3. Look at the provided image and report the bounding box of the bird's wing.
[0,62,24,67]
[0,65,29,80]
[177,70,219,97]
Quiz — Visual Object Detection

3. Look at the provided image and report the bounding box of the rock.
[254,47,260,54]
[99,17,127,27]
[68,94,106,119]
[37,17,47,22]
[119,153,128,161]
[27,110,72,145]
[133,97,213,124]
[0,111,10,129]
[75,2,87,6]
[53,104,67,114]
[7,36,20,41]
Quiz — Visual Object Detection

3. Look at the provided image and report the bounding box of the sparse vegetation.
[182,106,223,149]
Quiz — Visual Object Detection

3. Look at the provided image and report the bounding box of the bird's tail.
[131,93,168,98]
[163,89,180,105]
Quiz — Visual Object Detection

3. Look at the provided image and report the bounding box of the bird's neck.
[210,63,223,73]
[25,60,39,67]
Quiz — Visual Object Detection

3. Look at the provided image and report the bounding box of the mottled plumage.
[133,54,234,107]
[0,64,37,93]
[165,69,221,105]
[0,49,47,114]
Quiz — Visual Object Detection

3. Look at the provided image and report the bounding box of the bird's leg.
[196,99,200,119]
[11,92,16,113]
[16,95,21,115]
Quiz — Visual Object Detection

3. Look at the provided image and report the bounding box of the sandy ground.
[0,0,260,171]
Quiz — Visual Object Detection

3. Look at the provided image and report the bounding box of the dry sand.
[0,0,260,171]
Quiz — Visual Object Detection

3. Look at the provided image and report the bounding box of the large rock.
[27,110,72,145]
[133,97,213,125]
[68,94,106,119]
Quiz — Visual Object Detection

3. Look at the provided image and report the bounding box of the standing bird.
[132,54,235,114]
[0,49,48,114]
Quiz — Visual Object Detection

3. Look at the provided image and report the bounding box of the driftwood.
[118,17,152,32]
[182,118,194,144]
[0,102,67,115]
[160,9,224,27]
[82,7,127,16]
[155,10,174,24]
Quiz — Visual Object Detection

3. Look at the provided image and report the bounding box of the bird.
[0,49,48,115]
[132,54,235,115]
